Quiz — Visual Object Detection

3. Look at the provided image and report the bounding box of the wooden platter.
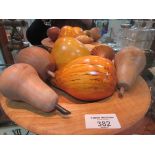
[0,77,151,135]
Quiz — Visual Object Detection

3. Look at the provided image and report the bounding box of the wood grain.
[0,76,151,135]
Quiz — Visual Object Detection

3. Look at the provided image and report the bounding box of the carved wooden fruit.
[52,56,117,101]
[15,46,56,81]
[59,26,84,38]
[91,44,115,60]
[0,63,58,112]
[51,37,90,69]
[114,46,146,97]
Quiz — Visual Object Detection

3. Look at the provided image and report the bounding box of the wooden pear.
[114,46,146,97]
[0,63,70,114]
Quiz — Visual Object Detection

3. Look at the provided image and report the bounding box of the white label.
[85,114,121,129]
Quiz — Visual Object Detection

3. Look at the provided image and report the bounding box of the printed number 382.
[97,121,111,127]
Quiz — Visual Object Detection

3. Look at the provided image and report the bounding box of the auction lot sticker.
[85,114,121,129]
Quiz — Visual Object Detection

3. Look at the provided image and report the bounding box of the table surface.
[0,76,151,135]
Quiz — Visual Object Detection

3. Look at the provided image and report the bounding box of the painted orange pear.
[51,37,90,69]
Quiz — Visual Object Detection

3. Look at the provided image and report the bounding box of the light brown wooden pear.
[114,46,146,97]
[0,63,70,114]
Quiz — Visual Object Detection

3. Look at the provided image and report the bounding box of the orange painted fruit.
[59,26,84,38]
[59,26,76,37]
[51,37,90,69]
[73,27,84,36]
[52,55,117,101]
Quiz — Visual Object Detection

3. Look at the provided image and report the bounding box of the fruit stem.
[56,104,71,115]
[47,70,55,78]
[118,87,125,98]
